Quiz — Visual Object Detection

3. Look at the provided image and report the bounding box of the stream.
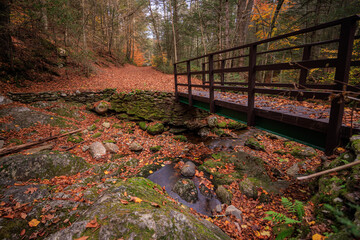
[147,128,255,216]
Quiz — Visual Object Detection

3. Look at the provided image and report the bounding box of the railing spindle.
[187,61,192,106]
[209,54,215,113]
[220,59,225,92]
[174,63,178,101]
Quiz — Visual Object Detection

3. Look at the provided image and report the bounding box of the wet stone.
[225,205,242,220]
[172,178,198,203]
[89,142,107,159]
[181,161,196,177]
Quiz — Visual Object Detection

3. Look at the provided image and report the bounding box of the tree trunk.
[0,0,13,68]
[169,0,178,63]
[148,0,162,54]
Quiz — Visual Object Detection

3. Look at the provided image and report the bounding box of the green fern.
[281,197,305,220]
[264,211,301,224]
[275,227,294,240]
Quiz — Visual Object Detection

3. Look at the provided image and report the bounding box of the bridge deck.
[178,90,359,150]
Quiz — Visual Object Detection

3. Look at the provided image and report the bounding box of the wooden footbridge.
[174,15,360,155]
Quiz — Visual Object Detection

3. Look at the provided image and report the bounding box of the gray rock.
[198,127,210,137]
[89,142,107,159]
[82,145,90,152]
[0,95,12,105]
[0,140,4,149]
[225,205,242,220]
[215,204,222,213]
[2,184,50,204]
[102,122,111,129]
[207,116,218,128]
[181,161,196,177]
[291,146,317,158]
[82,129,89,135]
[286,163,300,177]
[94,101,109,115]
[0,152,89,183]
[216,185,232,205]
[172,178,198,203]
[129,142,143,152]
[239,178,258,199]
[104,142,119,153]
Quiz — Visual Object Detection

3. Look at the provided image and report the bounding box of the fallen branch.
[297,160,360,180]
[0,128,83,157]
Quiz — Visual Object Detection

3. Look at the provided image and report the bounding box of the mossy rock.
[350,136,360,154]
[173,178,198,203]
[290,146,317,159]
[138,121,147,131]
[226,121,247,130]
[217,121,228,128]
[45,177,231,240]
[216,185,232,205]
[67,134,83,143]
[173,135,187,142]
[0,151,90,183]
[244,137,265,151]
[147,123,165,135]
[116,113,129,120]
[212,128,225,137]
[112,123,122,129]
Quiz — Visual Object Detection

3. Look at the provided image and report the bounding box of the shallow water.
[148,164,220,216]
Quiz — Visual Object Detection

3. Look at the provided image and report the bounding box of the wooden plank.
[214,67,249,73]
[255,59,337,71]
[254,88,331,99]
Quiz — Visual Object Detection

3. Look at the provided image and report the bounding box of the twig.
[0,129,83,157]
[297,160,360,180]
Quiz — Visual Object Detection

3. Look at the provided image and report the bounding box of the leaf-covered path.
[0,64,180,94]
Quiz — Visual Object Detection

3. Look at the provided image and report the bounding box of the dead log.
[0,128,82,157]
[297,160,360,180]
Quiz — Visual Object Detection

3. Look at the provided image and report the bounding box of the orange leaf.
[20,212,27,219]
[130,197,143,203]
[20,229,26,236]
[28,219,40,227]
[120,199,129,205]
[151,202,160,208]
[24,187,37,195]
[86,217,99,228]
[75,237,89,240]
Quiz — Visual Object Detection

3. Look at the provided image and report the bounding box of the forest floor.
[0,64,357,239]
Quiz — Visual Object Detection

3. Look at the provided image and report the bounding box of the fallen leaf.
[28,219,40,227]
[75,236,89,240]
[86,217,99,228]
[25,187,38,195]
[20,229,26,236]
[312,233,325,240]
[151,202,160,208]
[20,212,27,219]
[120,199,129,205]
[129,197,143,203]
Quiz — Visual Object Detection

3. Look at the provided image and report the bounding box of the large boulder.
[104,142,119,153]
[45,178,230,240]
[129,142,143,152]
[0,151,90,183]
[173,178,198,203]
[94,101,109,115]
[216,185,232,205]
[207,116,218,128]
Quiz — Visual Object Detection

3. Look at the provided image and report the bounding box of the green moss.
[351,139,360,154]
[67,134,83,143]
[112,123,122,129]
[244,137,265,151]
[217,121,228,128]
[274,150,287,155]
[138,121,147,131]
[111,154,128,160]
[117,113,129,120]
[88,124,97,131]
[49,117,73,128]
[212,128,224,136]
[147,123,164,135]
[150,145,162,152]
[91,132,102,138]
[94,119,100,123]
[9,138,23,145]
[103,139,116,143]
[173,135,187,142]
[227,121,247,130]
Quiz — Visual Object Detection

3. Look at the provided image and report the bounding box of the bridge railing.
[174,15,360,154]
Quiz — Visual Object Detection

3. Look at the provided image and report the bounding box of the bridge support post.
[247,44,257,126]
[202,63,206,86]
[209,54,215,113]
[174,63,178,101]
[325,18,357,155]
[187,61,192,106]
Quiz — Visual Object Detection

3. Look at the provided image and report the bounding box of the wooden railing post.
[202,63,206,85]
[187,61,192,106]
[299,45,312,88]
[209,54,215,113]
[325,18,357,155]
[247,44,257,126]
[174,63,178,101]
[220,59,225,92]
